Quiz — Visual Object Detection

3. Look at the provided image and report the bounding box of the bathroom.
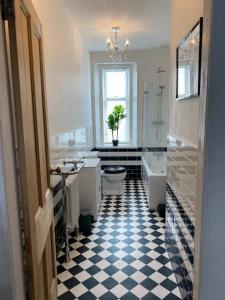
[0,0,225,300]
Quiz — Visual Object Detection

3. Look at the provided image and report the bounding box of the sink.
[51,159,86,175]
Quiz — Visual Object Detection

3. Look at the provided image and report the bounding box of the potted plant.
[106,105,127,147]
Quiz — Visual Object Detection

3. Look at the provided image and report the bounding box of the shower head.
[144,81,152,95]
[156,87,165,96]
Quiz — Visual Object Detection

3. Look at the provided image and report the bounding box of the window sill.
[95,144,140,149]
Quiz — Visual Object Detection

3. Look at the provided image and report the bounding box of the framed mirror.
[176,18,203,100]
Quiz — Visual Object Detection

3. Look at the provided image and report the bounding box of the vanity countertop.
[50,158,100,188]
[84,151,99,158]
[75,151,99,158]
[83,158,101,168]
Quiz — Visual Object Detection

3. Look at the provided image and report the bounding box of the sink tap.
[63,160,78,170]
[63,159,84,170]
[51,159,86,175]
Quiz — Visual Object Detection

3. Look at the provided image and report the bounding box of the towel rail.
[50,161,86,263]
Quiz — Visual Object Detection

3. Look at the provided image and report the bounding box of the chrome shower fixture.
[156,67,166,92]
[156,67,166,73]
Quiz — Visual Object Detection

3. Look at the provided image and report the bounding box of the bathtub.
[142,152,167,210]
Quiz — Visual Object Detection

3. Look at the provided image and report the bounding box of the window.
[93,62,137,147]
[102,69,130,144]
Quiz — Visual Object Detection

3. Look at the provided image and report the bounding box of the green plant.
[106,105,127,141]
[106,113,117,140]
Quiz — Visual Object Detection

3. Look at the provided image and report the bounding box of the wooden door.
[5,0,57,299]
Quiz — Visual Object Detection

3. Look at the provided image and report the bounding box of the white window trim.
[93,62,137,147]
[101,67,131,145]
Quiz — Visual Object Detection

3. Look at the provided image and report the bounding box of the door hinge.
[1,0,14,20]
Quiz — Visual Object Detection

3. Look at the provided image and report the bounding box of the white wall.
[170,0,204,147]
[31,0,93,159]
[91,48,170,147]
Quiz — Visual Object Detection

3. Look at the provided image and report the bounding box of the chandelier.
[106,27,131,63]
[102,0,107,7]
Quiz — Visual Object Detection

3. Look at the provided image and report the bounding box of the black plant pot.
[112,140,119,147]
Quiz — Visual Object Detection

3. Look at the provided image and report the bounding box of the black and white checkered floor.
[57,180,181,300]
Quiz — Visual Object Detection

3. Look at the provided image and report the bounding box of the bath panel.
[142,152,167,210]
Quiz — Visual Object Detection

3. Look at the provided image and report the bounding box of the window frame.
[101,66,132,145]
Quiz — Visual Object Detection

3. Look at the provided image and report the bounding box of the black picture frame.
[176,17,203,100]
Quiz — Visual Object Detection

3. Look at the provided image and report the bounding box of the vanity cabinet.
[79,158,101,221]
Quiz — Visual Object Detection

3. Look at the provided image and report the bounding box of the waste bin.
[79,209,92,234]
[157,204,166,218]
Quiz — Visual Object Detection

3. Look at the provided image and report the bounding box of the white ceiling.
[63,0,171,51]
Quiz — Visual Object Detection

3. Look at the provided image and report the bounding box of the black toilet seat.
[104,166,127,175]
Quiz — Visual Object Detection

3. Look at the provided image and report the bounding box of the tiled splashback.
[93,147,142,180]
[50,126,93,161]
[94,147,168,180]
[165,136,198,300]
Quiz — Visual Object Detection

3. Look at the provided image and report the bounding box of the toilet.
[101,166,127,196]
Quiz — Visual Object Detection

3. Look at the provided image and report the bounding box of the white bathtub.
[142,152,167,210]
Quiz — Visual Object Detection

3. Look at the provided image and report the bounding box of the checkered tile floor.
[57,180,181,300]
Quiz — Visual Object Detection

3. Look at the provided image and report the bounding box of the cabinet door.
[96,163,102,209]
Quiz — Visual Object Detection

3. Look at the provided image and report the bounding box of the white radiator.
[65,174,80,231]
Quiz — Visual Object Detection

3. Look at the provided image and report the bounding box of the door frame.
[0,11,25,300]
[194,0,225,298]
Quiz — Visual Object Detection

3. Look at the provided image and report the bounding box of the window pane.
[105,71,127,98]
[104,100,129,143]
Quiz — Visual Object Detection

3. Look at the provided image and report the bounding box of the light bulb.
[125,39,130,47]
[102,0,107,8]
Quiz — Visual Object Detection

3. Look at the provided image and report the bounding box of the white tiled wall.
[50,125,93,162]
